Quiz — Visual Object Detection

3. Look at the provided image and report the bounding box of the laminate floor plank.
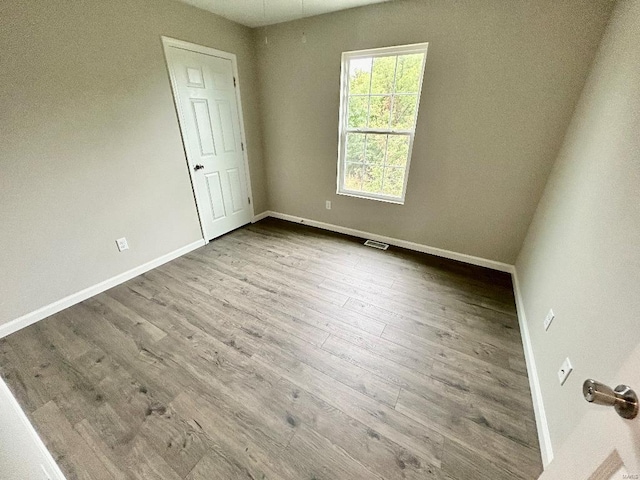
[170,389,301,480]
[63,304,188,406]
[328,325,435,374]
[219,229,398,289]
[390,276,517,316]
[147,265,332,347]
[164,313,437,480]
[252,348,444,467]
[74,419,130,480]
[0,218,542,479]
[5,323,98,412]
[238,320,401,406]
[441,438,517,480]
[320,276,518,329]
[158,256,381,341]
[396,388,541,476]
[0,338,48,412]
[228,335,443,479]
[236,225,365,267]
[321,333,533,429]
[321,263,517,317]
[241,223,516,317]
[183,240,390,337]
[186,452,259,480]
[124,276,408,441]
[344,297,522,351]
[345,248,513,297]
[31,401,116,480]
[380,324,526,379]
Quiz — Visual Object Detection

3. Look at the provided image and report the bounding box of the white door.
[538,342,640,479]
[164,41,253,241]
[0,379,65,479]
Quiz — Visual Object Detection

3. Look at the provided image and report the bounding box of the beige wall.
[516,0,640,456]
[254,0,613,264]
[0,0,267,325]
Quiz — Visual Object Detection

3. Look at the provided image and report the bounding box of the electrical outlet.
[544,309,555,331]
[558,357,573,385]
[116,237,129,252]
[325,200,331,210]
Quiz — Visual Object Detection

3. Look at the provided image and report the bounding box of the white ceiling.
[177,0,391,28]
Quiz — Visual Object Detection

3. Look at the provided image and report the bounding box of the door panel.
[227,168,244,213]
[191,99,216,156]
[186,66,205,87]
[215,99,236,152]
[205,172,226,221]
[538,342,640,479]
[164,44,252,241]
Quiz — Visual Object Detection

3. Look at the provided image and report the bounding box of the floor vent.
[364,239,389,250]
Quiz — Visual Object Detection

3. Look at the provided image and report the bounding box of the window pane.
[339,45,427,201]
[391,95,417,130]
[345,133,366,163]
[363,164,384,193]
[348,96,368,128]
[368,96,391,129]
[382,167,405,197]
[386,135,410,166]
[365,134,386,165]
[371,56,396,94]
[349,57,372,95]
[345,163,363,190]
[395,54,423,93]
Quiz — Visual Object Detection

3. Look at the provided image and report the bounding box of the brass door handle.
[583,379,638,419]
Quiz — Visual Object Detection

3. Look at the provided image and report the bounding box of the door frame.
[161,36,255,243]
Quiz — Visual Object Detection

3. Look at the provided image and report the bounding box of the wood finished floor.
[0,219,542,480]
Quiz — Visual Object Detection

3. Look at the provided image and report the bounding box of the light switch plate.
[116,237,129,252]
[544,309,555,331]
[325,200,331,210]
[558,357,573,385]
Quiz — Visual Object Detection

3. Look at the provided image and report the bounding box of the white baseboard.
[261,211,514,273]
[252,210,270,223]
[0,239,205,339]
[512,268,554,467]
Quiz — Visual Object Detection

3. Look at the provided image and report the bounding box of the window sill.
[337,190,405,205]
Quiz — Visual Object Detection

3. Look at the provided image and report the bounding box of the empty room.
[1,0,638,478]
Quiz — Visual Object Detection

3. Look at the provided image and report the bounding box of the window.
[337,43,428,204]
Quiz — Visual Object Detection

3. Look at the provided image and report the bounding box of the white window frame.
[337,43,429,204]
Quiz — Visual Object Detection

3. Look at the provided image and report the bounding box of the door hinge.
[241,142,245,151]
[233,77,237,87]
[248,197,251,204]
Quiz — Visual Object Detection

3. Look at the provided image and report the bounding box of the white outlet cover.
[544,309,555,331]
[325,200,331,210]
[116,237,129,252]
[558,357,573,385]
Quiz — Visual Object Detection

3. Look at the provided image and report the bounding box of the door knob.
[583,379,638,419]
[194,164,204,171]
